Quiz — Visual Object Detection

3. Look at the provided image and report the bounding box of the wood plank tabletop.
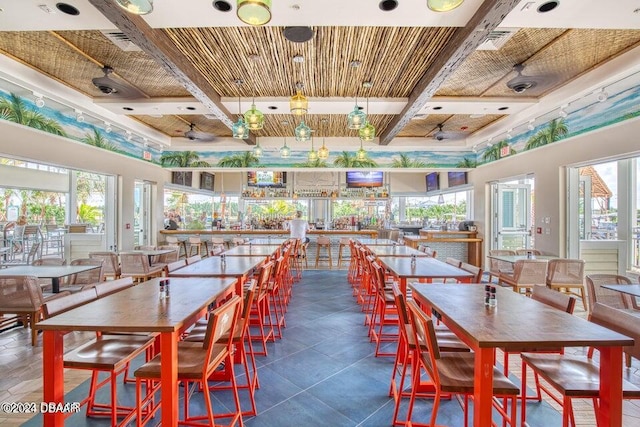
[486,255,556,263]
[369,246,430,257]
[37,277,237,333]
[357,238,397,246]
[168,256,265,278]
[378,256,474,280]
[246,238,287,245]
[0,264,100,279]
[602,284,640,298]
[224,245,281,257]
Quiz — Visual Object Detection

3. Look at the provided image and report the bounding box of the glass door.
[134,181,151,247]
[491,183,532,250]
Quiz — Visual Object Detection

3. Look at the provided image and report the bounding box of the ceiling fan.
[432,124,467,141]
[506,63,555,94]
[183,123,217,142]
[91,66,144,98]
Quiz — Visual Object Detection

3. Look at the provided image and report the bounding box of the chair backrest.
[254,260,275,300]
[69,258,104,285]
[185,255,202,265]
[590,302,640,361]
[156,246,179,263]
[88,251,120,277]
[445,257,461,268]
[459,262,483,283]
[406,299,441,382]
[232,237,245,246]
[211,237,225,245]
[586,274,633,312]
[91,277,134,298]
[164,259,187,275]
[165,236,179,244]
[135,245,156,251]
[488,249,516,274]
[187,236,201,244]
[512,259,548,285]
[203,295,242,370]
[531,285,576,314]
[120,252,150,274]
[515,249,542,256]
[0,275,43,312]
[26,242,41,264]
[32,257,66,266]
[546,259,585,285]
[42,288,98,318]
[423,246,436,258]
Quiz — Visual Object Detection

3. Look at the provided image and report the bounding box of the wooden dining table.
[0,264,101,293]
[409,283,633,427]
[167,255,266,296]
[602,284,640,298]
[357,238,397,246]
[246,238,287,245]
[487,254,556,264]
[368,245,430,257]
[378,256,474,293]
[224,244,281,257]
[36,277,237,427]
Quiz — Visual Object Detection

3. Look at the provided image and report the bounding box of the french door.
[491,183,532,251]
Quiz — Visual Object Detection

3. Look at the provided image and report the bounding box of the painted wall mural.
[2,76,640,170]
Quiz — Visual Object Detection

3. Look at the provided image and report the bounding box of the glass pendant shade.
[347,105,367,130]
[252,142,263,158]
[244,104,265,130]
[317,139,329,160]
[232,117,250,139]
[356,142,367,161]
[427,0,464,12]
[115,0,153,14]
[295,120,311,142]
[290,90,308,115]
[280,139,291,158]
[237,0,272,26]
[359,122,376,142]
[308,148,318,161]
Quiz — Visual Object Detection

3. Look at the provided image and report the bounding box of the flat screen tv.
[426,172,439,193]
[199,172,215,192]
[448,171,468,187]
[247,171,287,188]
[171,171,192,187]
[346,171,384,188]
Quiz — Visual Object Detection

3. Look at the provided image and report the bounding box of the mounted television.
[247,171,287,188]
[426,172,439,193]
[199,172,215,192]
[171,171,192,187]
[448,171,468,187]
[346,171,384,188]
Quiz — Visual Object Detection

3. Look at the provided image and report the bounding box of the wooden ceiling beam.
[378,0,521,145]
[87,0,256,145]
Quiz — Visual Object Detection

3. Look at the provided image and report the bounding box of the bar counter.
[403,230,482,267]
[160,229,378,237]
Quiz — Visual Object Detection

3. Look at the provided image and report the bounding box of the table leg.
[42,330,65,427]
[473,347,494,426]
[597,346,623,426]
[160,331,179,427]
[399,277,407,295]
[52,277,60,293]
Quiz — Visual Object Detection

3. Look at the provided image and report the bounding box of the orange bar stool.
[315,235,332,268]
[337,237,351,268]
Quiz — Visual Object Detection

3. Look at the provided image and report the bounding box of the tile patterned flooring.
[1,268,640,426]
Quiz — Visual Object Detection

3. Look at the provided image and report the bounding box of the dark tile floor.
[24,270,563,426]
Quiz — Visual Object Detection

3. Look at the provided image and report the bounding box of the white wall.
[0,120,169,250]
[0,164,69,192]
[471,116,640,259]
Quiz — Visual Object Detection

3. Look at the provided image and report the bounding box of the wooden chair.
[521,303,640,427]
[459,262,483,283]
[0,275,70,345]
[546,259,587,310]
[498,259,548,296]
[369,261,399,357]
[487,249,516,282]
[210,237,226,252]
[231,237,245,247]
[337,237,351,268]
[187,236,209,257]
[185,254,202,265]
[33,257,66,292]
[405,299,519,426]
[89,252,121,280]
[84,277,135,299]
[165,235,187,258]
[163,259,187,276]
[315,235,332,268]
[586,274,638,314]
[248,261,276,356]
[156,246,179,264]
[423,246,436,258]
[65,258,104,292]
[133,295,243,427]
[445,257,461,268]
[119,252,163,283]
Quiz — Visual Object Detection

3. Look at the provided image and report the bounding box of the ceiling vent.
[100,30,142,52]
[476,28,518,51]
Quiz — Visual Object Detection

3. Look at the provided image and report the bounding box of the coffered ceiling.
[0,0,639,149]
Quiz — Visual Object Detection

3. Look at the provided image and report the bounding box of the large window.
[244,199,308,229]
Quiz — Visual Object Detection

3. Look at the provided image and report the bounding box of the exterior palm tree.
[391,153,427,168]
[217,151,260,168]
[160,151,210,167]
[0,93,66,136]
[333,151,378,168]
[456,157,478,168]
[525,118,568,150]
[82,126,115,150]
[482,140,515,163]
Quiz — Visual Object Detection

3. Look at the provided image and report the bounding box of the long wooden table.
[378,256,474,293]
[601,284,640,298]
[368,245,429,257]
[36,277,237,427]
[357,238,397,246]
[409,283,633,427]
[0,264,101,293]
[168,256,266,296]
[224,245,281,257]
[487,254,556,264]
[246,238,287,245]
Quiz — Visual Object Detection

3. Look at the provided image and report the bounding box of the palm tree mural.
[217,151,260,168]
[296,158,328,168]
[391,153,427,168]
[525,118,568,150]
[456,157,478,168]
[333,151,378,168]
[0,93,66,136]
[82,126,116,151]
[482,140,516,163]
[160,151,210,168]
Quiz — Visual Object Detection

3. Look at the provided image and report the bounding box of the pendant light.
[290,82,308,116]
[356,139,367,161]
[295,120,311,142]
[359,95,375,141]
[347,94,367,130]
[317,118,329,160]
[244,55,264,130]
[308,137,318,161]
[232,79,250,139]
[115,0,153,15]
[252,142,263,158]
[427,0,464,12]
[237,0,272,26]
[280,136,291,158]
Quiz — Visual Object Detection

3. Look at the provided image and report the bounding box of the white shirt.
[288,218,309,241]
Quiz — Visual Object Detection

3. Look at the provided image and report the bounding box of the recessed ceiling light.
[379,0,398,12]
[212,1,232,12]
[292,55,305,63]
[268,106,278,110]
[432,106,442,110]
[498,106,509,111]
[186,106,196,111]
[350,60,362,68]
[537,1,559,13]
[123,107,134,111]
[56,3,80,15]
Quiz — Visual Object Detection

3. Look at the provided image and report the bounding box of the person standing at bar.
[288,210,310,243]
